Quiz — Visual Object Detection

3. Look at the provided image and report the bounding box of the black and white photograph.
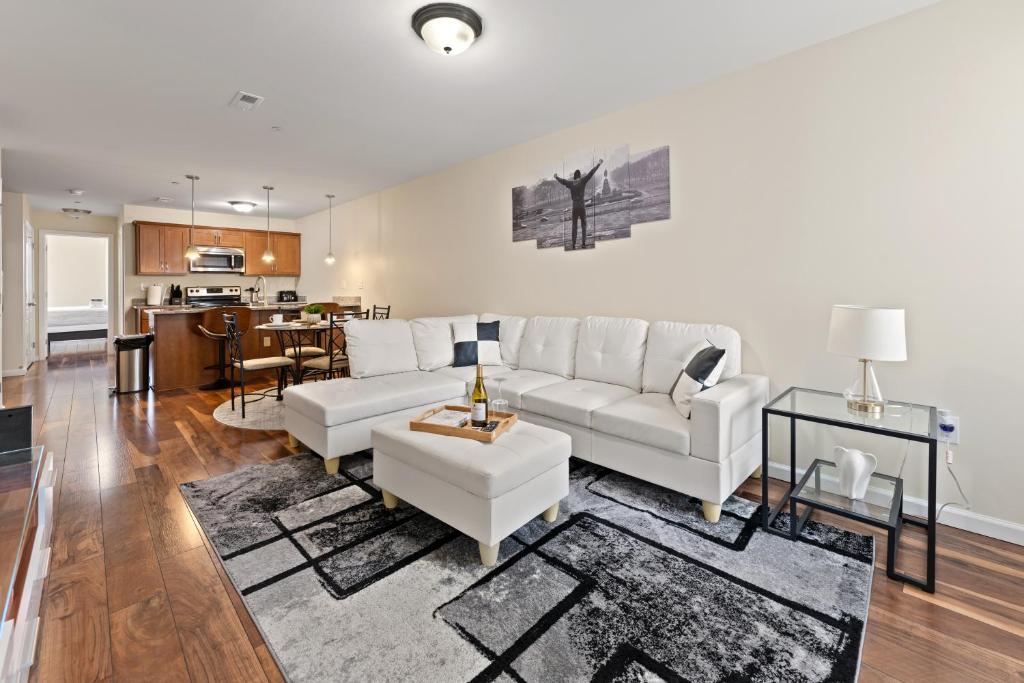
[512,144,670,251]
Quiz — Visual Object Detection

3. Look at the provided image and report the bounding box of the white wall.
[295,0,1024,529]
[45,234,108,307]
[120,205,301,330]
[1,192,31,374]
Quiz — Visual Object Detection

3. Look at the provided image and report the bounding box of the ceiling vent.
[229,90,265,111]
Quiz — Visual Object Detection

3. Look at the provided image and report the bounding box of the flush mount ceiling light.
[155,196,174,203]
[61,208,92,218]
[228,200,257,213]
[184,174,200,261]
[67,188,85,196]
[412,3,482,56]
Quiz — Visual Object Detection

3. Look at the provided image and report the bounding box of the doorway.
[40,232,112,358]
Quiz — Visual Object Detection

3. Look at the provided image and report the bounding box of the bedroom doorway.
[40,232,112,358]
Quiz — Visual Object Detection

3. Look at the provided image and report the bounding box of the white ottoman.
[371,419,571,566]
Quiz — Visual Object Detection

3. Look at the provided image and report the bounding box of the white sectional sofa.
[283,313,768,522]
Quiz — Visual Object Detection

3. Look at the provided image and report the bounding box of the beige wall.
[1,192,31,373]
[45,234,108,307]
[120,205,301,331]
[297,0,1024,528]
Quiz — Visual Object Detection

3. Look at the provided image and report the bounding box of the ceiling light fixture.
[262,185,275,263]
[228,200,257,213]
[61,208,92,218]
[324,194,336,266]
[67,189,85,196]
[155,196,174,203]
[184,174,200,261]
[412,3,482,56]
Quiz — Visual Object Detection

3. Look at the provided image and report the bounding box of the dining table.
[253,317,350,384]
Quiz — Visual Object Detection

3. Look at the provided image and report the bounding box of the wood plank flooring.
[3,352,1022,682]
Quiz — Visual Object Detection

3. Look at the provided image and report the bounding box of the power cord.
[892,406,970,522]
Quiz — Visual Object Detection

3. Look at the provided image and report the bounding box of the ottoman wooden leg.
[479,542,499,567]
[751,465,763,479]
[381,489,399,510]
[287,433,299,448]
[542,502,559,523]
[702,501,722,523]
[324,457,340,475]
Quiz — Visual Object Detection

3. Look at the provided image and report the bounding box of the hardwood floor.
[4,352,1022,682]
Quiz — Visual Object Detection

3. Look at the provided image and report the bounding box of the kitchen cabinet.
[135,222,190,275]
[243,230,302,276]
[193,227,245,247]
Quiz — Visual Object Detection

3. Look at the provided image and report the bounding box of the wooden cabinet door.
[243,231,275,275]
[192,227,219,246]
[272,233,301,275]
[217,229,245,248]
[136,223,165,274]
[163,225,190,274]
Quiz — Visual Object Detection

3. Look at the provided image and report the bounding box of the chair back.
[372,305,391,320]
[326,312,347,357]
[223,313,246,365]
[352,309,370,320]
[199,306,252,339]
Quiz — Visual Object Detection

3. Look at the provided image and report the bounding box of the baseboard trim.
[765,462,1023,547]
[1,369,27,378]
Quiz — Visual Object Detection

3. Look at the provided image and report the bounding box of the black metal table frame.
[761,386,938,593]
[265,323,343,385]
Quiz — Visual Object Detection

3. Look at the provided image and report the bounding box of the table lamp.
[827,305,907,415]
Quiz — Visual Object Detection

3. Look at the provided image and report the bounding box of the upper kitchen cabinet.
[135,221,191,275]
[193,227,245,248]
[243,231,301,276]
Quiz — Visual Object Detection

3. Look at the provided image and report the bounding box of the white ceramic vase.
[834,446,877,500]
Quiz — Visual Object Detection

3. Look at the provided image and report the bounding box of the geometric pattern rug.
[180,453,874,682]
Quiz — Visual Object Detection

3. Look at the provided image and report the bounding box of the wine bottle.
[471,364,489,428]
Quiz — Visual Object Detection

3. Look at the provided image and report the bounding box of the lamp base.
[847,397,884,415]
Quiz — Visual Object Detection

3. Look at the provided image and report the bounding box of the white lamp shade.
[827,305,907,361]
[419,16,477,55]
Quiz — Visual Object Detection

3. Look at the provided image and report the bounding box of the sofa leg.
[751,465,763,479]
[381,489,399,509]
[702,501,722,523]
[479,542,499,567]
[324,457,340,475]
[287,433,299,448]
[542,502,559,523]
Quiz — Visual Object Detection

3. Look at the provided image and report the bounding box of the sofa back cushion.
[479,313,527,368]
[409,314,478,370]
[574,316,649,391]
[642,322,742,393]
[518,316,580,379]
[344,319,421,378]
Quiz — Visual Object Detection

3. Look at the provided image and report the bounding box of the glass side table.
[762,387,938,593]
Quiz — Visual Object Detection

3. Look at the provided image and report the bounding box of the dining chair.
[224,313,294,419]
[373,305,391,320]
[302,313,351,380]
[351,309,370,320]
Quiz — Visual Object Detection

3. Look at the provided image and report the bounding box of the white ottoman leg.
[542,502,559,523]
[702,501,722,523]
[479,542,500,567]
[324,457,340,475]
[381,489,400,509]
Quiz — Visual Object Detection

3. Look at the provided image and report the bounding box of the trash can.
[113,333,153,394]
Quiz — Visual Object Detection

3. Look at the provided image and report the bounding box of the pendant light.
[261,185,275,263]
[324,193,336,265]
[184,174,200,261]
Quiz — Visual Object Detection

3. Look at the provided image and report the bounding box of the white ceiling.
[0,0,937,218]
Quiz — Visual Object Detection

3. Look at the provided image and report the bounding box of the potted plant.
[302,303,325,324]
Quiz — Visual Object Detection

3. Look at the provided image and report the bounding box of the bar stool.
[197,306,252,391]
[224,313,294,419]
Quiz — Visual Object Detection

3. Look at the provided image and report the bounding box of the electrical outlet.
[263,336,270,347]
[358,281,365,290]
[937,410,960,445]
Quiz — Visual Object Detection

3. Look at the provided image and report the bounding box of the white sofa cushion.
[592,393,691,455]
[518,316,580,379]
[574,316,649,391]
[479,313,527,369]
[371,420,571,499]
[283,371,465,426]
[344,319,421,378]
[480,369,567,410]
[409,314,478,371]
[433,364,513,393]
[521,379,637,428]
[643,322,742,393]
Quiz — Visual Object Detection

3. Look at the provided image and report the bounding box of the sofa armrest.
[689,374,769,464]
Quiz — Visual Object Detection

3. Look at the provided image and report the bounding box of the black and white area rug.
[180,454,874,682]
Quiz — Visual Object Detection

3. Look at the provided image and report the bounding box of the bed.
[47,305,108,354]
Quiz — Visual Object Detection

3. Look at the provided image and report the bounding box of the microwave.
[189,246,245,273]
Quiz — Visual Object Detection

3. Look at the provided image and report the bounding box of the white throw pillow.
[670,340,727,418]
[479,313,527,368]
[452,321,502,367]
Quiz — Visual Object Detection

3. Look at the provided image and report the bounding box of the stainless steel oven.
[189,246,245,273]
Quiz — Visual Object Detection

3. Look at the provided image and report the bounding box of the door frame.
[38,230,115,359]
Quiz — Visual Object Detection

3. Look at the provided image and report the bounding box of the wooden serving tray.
[410,404,517,443]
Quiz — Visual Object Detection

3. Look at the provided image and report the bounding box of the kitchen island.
[146,299,361,391]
